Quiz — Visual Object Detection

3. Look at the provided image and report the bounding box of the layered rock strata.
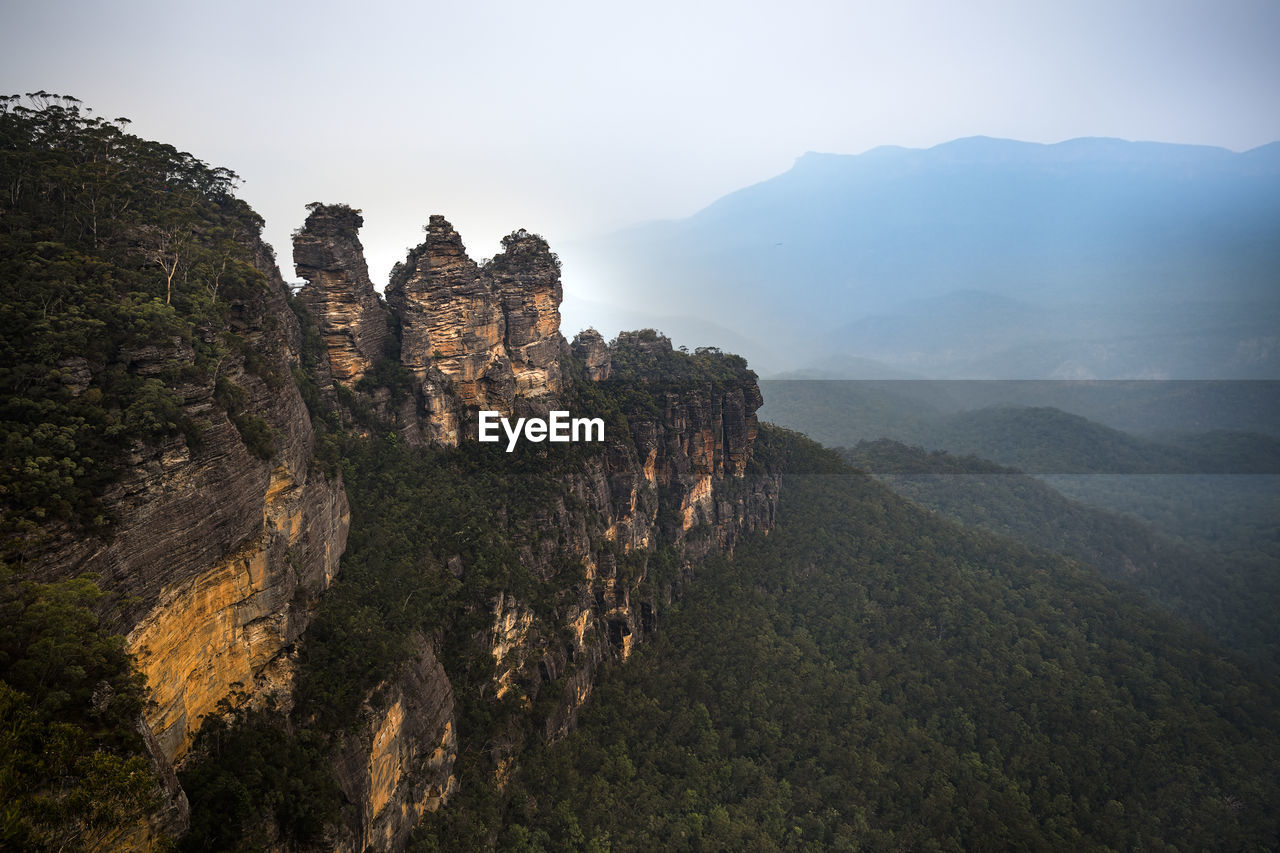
[121,244,350,764]
[331,638,457,853]
[293,203,389,384]
[125,458,347,760]
[28,234,350,837]
[488,229,564,396]
[384,216,564,443]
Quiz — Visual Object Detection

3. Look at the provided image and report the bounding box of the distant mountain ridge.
[759,381,1280,472]
[841,439,1280,671]
[573,136,1280,378]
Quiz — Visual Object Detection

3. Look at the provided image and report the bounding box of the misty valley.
[2,94,1278,853]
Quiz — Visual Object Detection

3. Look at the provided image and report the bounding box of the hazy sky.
[4,0,1279,295]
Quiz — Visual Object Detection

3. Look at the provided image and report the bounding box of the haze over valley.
[570,136,1280,378]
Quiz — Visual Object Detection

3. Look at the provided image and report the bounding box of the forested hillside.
[175,341,770,850]
[760,382,1280,660]
[478,429,1280,851]
[759,381,1280,473]
[841,440,1280,672]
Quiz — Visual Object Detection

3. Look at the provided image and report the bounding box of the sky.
[4,0,1280,301]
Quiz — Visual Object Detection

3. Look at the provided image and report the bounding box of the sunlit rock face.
[126,462,347,761]
[331,638,457,853]
[386,216,566,443]
[116,251,352,765]
[488,229,564,398]
[387,216,503,398]
[293,203,389,384]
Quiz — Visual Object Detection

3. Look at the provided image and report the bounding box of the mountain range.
[571,136,1280,378]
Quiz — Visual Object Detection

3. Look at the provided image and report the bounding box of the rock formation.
[26,233,350,838]
[279,212,778,847]
[384,216,565,443]
[121,247,350,766]
[0,93,780,852]
[571,328,611,381]
[331,638,457,853]
[488,229,564,397]
[294,203,389,384]
[490,353,778,744]
[27,202,775,850]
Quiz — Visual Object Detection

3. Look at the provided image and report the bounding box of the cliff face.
[116,248,350,767]
[330,637,457,853]
[488,229,564,398]
[1,101,775,851]
[482,353,778,745]
[288,213,778,848]
[26,235,350,842]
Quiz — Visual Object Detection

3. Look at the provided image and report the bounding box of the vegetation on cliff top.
[606,328,754,387]
[0,92,277,559]
[0,92,290,850]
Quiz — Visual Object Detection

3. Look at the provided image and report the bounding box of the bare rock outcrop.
[571,328,611,381]
[293,203,389,384]
[488,229,564,397]
[385,216,566,443]
[331,638,457,853]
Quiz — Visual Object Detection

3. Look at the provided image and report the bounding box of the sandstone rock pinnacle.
[571,329,611,381]
[386,217,566,442]
[293,203,389,383]
[489,229,564,397]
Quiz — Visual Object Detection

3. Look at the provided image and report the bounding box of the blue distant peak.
[789,136,1265,172]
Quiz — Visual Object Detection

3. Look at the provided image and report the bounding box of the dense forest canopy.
[0,92,273,556]
[473,429,1280,851]
[841,440,1280,673]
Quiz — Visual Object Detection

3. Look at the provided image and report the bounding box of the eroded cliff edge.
[23,195,776,850]
[277,207,778,851]
[23,233,351,841]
